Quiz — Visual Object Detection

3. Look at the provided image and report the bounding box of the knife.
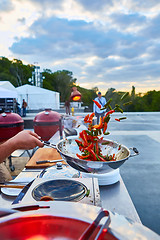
[12,179,35,205]
[36,159,63,164]
[0,181,28,185]
[12,168,46,205]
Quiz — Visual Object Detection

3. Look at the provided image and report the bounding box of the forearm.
[0,139,17,163]
[0,130,44,163]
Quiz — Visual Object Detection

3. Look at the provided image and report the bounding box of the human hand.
[10,130,44,150]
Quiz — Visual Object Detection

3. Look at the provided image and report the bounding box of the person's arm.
[0,130,44,163]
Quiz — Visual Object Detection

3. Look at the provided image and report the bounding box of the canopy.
[0,87,17,98]
[0,81,17,91]
[16,84,60,110]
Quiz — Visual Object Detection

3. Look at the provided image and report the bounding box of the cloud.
[1,0,160,93]
[125,0,160,12]
[10,16,147,61]
[25,0,64,9]
[17,17,26,24]
[110,12,147,31]
[76,0,113,12]
[0,0,14,12]
[141,14,160,39]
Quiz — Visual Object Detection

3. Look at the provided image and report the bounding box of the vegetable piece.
[119,117,127,120]
[101,98,112,110]
[104,115,110,123]
[88,149,97,161]
[104,98,112,108]
[76,153,91,159]
[123,101,132,106]
[86,189,90,197]
[93,116,103,129]
[98,156,106,162]
[84,114,90,122]
[95,141,99,154]
[88,112,95,123]
[93,100,101,109]
[101,141,109,145]
[79,130,88,145]
[75,139,83,146]
[121,92,129,100]
[115,117,127,121]
[103,122,107,134]
[105,109,115,117]
[86,142,94,151]
[104,131,110,135]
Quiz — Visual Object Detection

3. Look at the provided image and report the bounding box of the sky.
[0,0,160,94]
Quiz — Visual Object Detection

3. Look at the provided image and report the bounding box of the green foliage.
[0,57,33,87]
[1,57,160,112]
[104,87,160,112]
[43,69,76,102]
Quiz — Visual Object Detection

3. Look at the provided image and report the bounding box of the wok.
[53,136,139,174]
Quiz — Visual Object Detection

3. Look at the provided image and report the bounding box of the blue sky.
[0,0,160,94]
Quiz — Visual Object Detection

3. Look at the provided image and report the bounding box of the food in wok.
[56,95,138,173]
[75,95,131,162]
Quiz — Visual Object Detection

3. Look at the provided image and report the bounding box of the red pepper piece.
[82,130,89,144]
[103,122,108,134]
[88,112,95,123]
[112,153,116,161]
[86,142,94,151]
[93,100,101,109]
[115,118,120,122]
[98,156,106,162]
[86,148,97,161]
[76,153,91,159]
[84,114,90,123]
[96,141,99,154]
[75,139,83,146]
[105,109,115,117]
[79,146,84,151]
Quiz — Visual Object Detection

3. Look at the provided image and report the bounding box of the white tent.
[0,81,17,91]
[16,84,60,110]
[0,86,17,98]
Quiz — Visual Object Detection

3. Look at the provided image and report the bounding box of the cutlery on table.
[36,159,63,164]
[0,181,29,189]
[0,184,25,189]
[12,168,46,205]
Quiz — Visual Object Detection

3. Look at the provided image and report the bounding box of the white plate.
[82,169,120,186]
[1,177,34,197]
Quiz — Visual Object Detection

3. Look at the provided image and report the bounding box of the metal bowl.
[56,136,139,174]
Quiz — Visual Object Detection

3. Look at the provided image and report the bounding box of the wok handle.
[41,140,56,149]
[79,210,110,240]
[129,147,139,157]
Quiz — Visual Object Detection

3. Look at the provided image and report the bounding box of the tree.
[10,59,33,86]
[43,69,77,102]
[92,86,99,93]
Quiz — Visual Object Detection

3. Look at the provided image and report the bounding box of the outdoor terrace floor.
[17,111,160,235]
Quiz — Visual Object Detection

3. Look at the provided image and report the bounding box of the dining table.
[0,130,141,224]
